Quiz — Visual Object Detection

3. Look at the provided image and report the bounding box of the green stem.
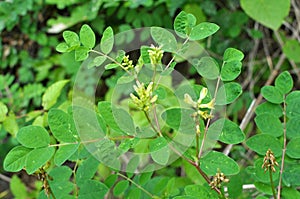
[198,75,221,159]
[89,49,132,76]
[117,173,156,198]
[154,37,190,90]
[195,133,200,158]
[143,111,162,137]
[269,168,277,199]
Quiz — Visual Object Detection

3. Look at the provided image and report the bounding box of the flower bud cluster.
[184,87,215,120]
[130,81,158,112]
[121,55,134,70]
[262,149,279,172]
[148,45,164,65]
[209,169,229,189]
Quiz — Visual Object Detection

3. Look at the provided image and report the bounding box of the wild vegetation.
[0,0,299,198]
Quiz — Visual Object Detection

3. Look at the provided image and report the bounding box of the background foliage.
[1,0,300,198]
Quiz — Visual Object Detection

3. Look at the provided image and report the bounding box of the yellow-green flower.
[148,45,164,65]
[122,55,134,70]
[184,87,215,119]
[130,81,158,112]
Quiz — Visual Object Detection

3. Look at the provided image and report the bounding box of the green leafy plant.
[3,10,246,198]
[1,2,300,198]
[246,71,300,198]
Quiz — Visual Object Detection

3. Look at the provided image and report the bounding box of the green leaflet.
[25,147,55,174]
[221,48,244,81]
[104,174,118,188]
[254,113,283,137]
[78,180,109,199]
[200,151,240,175]
[216,82,242,105]
[221,60,242,81]
[254,182,273,195]
[48,108,78,143]
[126,155,140,175]
[48,166,74,197]
[56,42,69,53]
[283,163,300,186]
[17,125,50,148]
[189,22,219,41]
[75,46,89,61]
[174,11,219,40]
[3,146,32,172]
[0,101,8,122]
[255,102,283,118]
[149,137,170,165]
[241,0,290,30]
[54,144,79,166]
[261,86,284,104]
[105,63,119,70]
[93,138,121,170]
[113,180,129,197]
[283,39,300,63]
[207,118,245,144]
[286,116,300,139]
[151,27,177,52]
[192,57,220,80]
[98,101,135,136]
[184,184,218,199]
[223,48,244,62]
[140,45,152,64]
[246,134,282,157]
[80,24,95,49]
[63,30,80,47]
[100,26,114,54]
[275,71,293,94]
[286,91,300,118]
[282,187,300,199]
[88,56,106,69]
[42,80,69,110]
[174,11,196,38]
[286,137,300,159]
[76,156,100,185]
[3,112,19,136]
[161,108,195,135]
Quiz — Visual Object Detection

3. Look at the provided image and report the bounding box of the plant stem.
[198,75,221,159]
[89,49,132,76]
[48,135,135,147]
[143,111,162,137]
[195,133,200,158]
[277,98,287,199]
[117,173,155,198]
[154,37,190,90]
[166,143,221,194]
[269,168,277,199]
